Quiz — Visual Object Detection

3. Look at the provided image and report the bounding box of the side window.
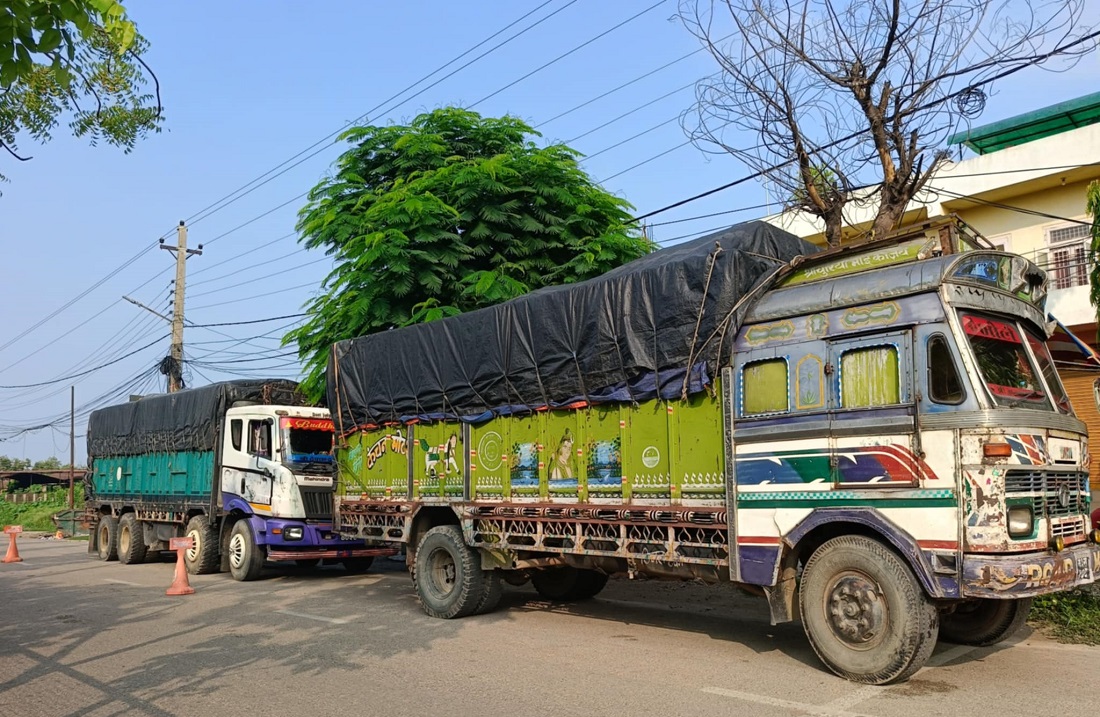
[927,334,965,404]
[840,345,900,408]
[230,419,243,451]
[742,358,789,416]
[248,419,271,459]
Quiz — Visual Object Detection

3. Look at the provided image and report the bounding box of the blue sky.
[2,0,1098,462]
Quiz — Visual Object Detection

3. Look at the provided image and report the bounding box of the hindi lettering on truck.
[328,219,1100,685]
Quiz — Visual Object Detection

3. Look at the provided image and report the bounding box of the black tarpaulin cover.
[327,221,819,431]
[88,379,303,458]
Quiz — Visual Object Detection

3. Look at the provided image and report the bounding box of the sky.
[2,0,1099,463]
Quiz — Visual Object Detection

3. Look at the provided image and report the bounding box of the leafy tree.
[0,455,31,471]
[32,456,62,470]
[680,0,1090,245]
[0,0,162,183]
[286,108,652,401]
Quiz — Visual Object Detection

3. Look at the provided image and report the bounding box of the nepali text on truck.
[327,220,1100,685]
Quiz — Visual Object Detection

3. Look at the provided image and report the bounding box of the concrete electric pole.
[159,221,202,392]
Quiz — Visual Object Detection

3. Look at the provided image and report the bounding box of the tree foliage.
[0,455,71,471]
[0,0,162,183]
[680,0,1091,245]
[285,108,652,401]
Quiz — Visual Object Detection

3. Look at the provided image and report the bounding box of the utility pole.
[68,385,74,509]
[159,221,202,392]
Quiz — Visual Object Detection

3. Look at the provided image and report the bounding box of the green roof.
[947,91,1100,154]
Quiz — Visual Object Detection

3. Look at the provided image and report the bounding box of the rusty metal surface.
[962,541,1100,598]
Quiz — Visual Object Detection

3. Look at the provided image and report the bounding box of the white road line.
[821,644,978,713]
[103,578,146,586]
[275,609,350,624]
[701,687,876,717]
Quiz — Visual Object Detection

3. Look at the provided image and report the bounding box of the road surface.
[1,538,1094,717]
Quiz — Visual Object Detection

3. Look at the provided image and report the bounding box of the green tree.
[31,456,62,470]
[286,108,652,401]
[0,455,31,471]
[0,0,162,183]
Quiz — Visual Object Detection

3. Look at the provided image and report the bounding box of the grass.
[0,489,79,532]
[1030,589,1100,645]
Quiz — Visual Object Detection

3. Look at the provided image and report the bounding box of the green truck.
[333,219,1096,684]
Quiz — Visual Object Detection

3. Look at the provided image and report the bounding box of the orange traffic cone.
[166,545,195,596]
[2,531,22,563]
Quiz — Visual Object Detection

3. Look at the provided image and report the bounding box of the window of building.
[1044,223,1090,290]
[840,345,901,408]
[927,335,965,404]
[742,358,789,415]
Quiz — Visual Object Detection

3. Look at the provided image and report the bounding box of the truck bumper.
[266,546,398,561]
[962,541,1100,599]
[253,518,372,550]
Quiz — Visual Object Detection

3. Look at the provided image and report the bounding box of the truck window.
[841,345,900,408]
[959,312,1052,411]
[742,358,789,415]
[248,420,271,459]
[230,419,243,451]
[927,335,964,404]
[1023,330,1072,414]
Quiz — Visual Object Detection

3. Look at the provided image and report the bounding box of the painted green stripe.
[738,489,956,509]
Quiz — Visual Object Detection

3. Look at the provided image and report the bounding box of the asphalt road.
[1,538,1095,717]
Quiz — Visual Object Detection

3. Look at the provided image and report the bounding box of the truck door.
[221,416,275,515]
[826,330,921,487]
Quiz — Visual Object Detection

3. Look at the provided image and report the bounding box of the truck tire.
[799,536,939,685]
[531,567,608,602]
[413,525,486,619]
[184,515,220,575]
[227,519,265,581]
[96,515,118,562]
[474,571,504,615]
[342,557,374,574]
[940,598,1032,646]
[117,513,147,565]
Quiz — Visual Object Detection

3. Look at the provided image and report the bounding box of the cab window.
[742,358,789,416]
[927,334,965,404]
[840,345,900,408]
[248,420,271,459]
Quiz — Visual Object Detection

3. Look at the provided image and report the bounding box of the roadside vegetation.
[1031,591,1100,645]
[0,488,80,532]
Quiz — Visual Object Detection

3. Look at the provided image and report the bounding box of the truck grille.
[300,488,333,520]
[1004,470,1089,520]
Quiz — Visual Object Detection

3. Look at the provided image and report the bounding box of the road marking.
[103,578,145,586]
[701,687,875,717]
[820,644,978,713]
[275,609,350,624]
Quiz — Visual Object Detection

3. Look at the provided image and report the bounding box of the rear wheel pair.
[413,525,503,618]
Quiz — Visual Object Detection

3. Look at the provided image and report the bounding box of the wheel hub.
[826,572,886,647]
[229,533,246,569]
[428,548,457,597]
[186,530,200,562]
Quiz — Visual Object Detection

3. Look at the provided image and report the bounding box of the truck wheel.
[228,520,265,581]
[184,515,220,575]
[414,525,485,619]
[96,515,118,562]
[532,567,608,601]
[117,514,147,565]
[342,557,374,574]
[474,571,504,615]
[940,598,1032,646]
[800,536,939,685]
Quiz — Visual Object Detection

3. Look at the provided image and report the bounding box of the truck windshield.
[959,312,1062,411]
[279,417,335,466]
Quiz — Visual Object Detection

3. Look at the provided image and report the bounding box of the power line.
[566,82,693,144]
[926,185,1091,226]
[180,0,577,234]
[466,0,668,110]
[189,256,330,298]
[0,335,168,389]
[628,29,1100,223]
[187,313,309,328]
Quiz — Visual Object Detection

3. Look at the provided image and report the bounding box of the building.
[766,92,1100,492]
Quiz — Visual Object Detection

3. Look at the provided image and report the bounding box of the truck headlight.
[284,526,304,541]
[1007,505,1033,538]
